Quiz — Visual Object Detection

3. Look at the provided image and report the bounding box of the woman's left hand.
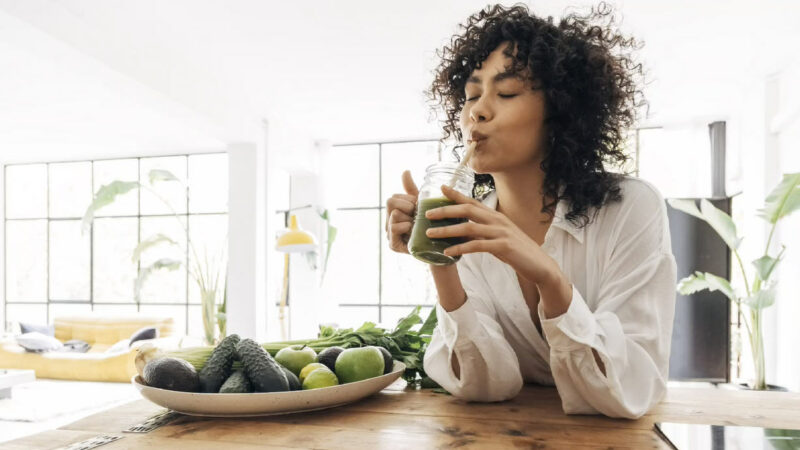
[425,184,558,285]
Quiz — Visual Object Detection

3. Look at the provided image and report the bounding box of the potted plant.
[667,172,799,390]
[82,169,228,345]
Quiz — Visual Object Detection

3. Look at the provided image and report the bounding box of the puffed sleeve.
[423,255,524,402]
[539,184,677,418]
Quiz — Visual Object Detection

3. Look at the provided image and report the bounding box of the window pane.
[93,159,139,216]
[188,153,228,213]
[324,145,379,208]
[49,162,92,218]
[380,305,434,330]
[187,214,228,304]
[49,303,92,321]
[140,156,187,215]
[5,164,47,219]
[5,220,47,301]
[93,217,138,303]
[5,304,48,332]
[331,306,378,329]
[380,141,440,201]
[139,216,187,303]
[92,304,138,314]
[320,210,379,304]
[187,305,209,340]
[49,220,90,300]
[380,210,437,306]
[139,304,187,336]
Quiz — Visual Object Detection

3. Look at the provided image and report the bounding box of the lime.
[299,363,328,384]
[302,367,339,390]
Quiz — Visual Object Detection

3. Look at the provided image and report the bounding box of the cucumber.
[198,334,240,393]
[235,338,289,392]
[219,370,253,393]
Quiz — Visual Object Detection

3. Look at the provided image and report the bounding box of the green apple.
[302,367,339,390]
[334,346,385,383]
[275,345,318,376]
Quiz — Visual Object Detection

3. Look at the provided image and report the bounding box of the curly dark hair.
[427,2,646,228]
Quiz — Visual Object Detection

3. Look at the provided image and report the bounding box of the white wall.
[772,63,800,391]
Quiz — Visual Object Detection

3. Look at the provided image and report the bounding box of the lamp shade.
[276,214,316,253]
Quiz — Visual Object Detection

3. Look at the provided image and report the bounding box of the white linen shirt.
[423,176,678,419]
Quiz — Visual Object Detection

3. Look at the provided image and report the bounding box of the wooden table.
[3,381,799,449]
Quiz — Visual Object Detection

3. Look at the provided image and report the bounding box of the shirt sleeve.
[538,186,678,419]
[423,256,524,402]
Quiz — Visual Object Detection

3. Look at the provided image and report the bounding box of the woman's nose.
[469,98,492,123]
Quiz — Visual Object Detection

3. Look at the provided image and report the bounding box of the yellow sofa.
[0,313,179,382]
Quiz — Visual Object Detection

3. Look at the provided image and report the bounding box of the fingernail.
[425,210,433,218]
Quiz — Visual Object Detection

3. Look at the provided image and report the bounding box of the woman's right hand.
[385,170,419,254]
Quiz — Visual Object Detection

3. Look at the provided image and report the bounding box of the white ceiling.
[1,0,798,162]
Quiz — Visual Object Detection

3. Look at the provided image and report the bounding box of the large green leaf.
[82,181,140,233]
[131,234,179,263]
[751,248,785,283]
[756,172,800,224]
[677,271,737,302]
[700,199,743,250]
[667,199,705,221]
[148,169,180,185]
[134,258,182,302]
[743,286,777,310]
[417,306,438,337]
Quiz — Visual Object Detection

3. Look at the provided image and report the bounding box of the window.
[3,153,228,336]
[321,140,445,328]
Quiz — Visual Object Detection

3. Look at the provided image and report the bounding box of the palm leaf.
[677,271,737,303]
[82,181,140,233]
[756,172,800,224]
[148,169,180,185]
[667,199,705,221]
[700,199,743,250]
[131,234,179,263]
[743,286,777,310]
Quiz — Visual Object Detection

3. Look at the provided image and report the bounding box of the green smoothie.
[409,197,466,265]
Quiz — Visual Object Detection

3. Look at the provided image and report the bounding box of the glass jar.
[408,162,475,265]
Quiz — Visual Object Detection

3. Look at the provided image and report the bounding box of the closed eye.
[465,93,518,102]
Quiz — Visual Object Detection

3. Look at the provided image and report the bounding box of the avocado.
[281,366,301,391]
[219,370,252,393]
[198,334,241,393]
[377,346,393,374]
[143,357,200,392]
[235,338,289,392]
[316,346,344,372]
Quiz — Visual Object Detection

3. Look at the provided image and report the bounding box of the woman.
[385,3,677,419]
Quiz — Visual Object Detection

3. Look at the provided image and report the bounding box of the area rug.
[0,379,139,422]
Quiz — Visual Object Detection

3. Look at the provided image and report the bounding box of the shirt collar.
[480,186,585,245]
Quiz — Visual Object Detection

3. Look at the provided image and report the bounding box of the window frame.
[2,152,228,334]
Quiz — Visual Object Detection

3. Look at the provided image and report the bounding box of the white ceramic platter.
[132,361,406,417]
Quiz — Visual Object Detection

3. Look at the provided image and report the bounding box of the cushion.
[60,339,91,353]
[129,326,158,347]
[106,339,132,354]
[19,322,55,336]
[15,332,63,353]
